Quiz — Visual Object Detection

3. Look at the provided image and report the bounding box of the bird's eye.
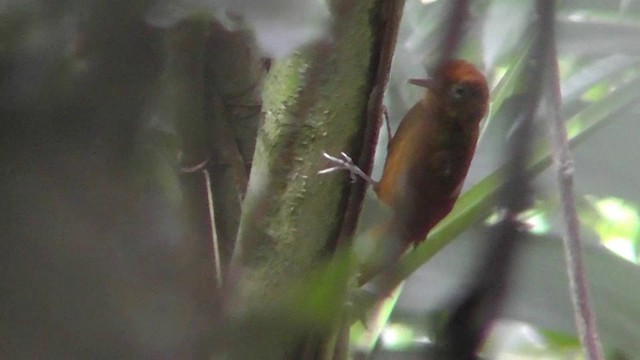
[450,84,469,100]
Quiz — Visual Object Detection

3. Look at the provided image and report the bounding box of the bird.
[321,59,489,282]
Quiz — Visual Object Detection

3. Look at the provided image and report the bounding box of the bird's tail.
[354,219,412,286]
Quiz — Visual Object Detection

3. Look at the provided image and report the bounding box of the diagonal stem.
[545,20,605,360]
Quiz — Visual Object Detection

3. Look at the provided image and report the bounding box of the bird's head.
[410,59,489,123]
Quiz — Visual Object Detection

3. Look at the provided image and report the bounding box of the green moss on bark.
[229,0,385,358]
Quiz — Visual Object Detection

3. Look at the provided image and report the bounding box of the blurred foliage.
[582,196,640,263]
[147,0,330,57]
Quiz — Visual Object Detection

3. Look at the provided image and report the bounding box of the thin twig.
[383,107,392,149]
[204,168,224,289]
[546,20,604,360]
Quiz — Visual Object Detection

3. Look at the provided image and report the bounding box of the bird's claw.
[319,151,359,183]
[319,151,378,187]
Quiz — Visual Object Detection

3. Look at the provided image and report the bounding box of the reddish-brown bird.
[322,59,489,280]
[376,59,489,244]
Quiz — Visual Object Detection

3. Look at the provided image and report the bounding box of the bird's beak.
[408,78,437,90]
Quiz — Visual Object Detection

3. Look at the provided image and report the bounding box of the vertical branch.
[164,21,223,292]
[204,23,266,276]
[226,1,394,358]
[436,0,471,67]
[332,0,406,250]
[166,20,266,289]
[310,2,408,358]
[436,0,555,357]
[546,16,605,360]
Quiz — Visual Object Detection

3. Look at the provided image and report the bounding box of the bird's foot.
[318,152,377,187]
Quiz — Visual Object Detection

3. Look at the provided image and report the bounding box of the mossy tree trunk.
[225,0,405,358]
